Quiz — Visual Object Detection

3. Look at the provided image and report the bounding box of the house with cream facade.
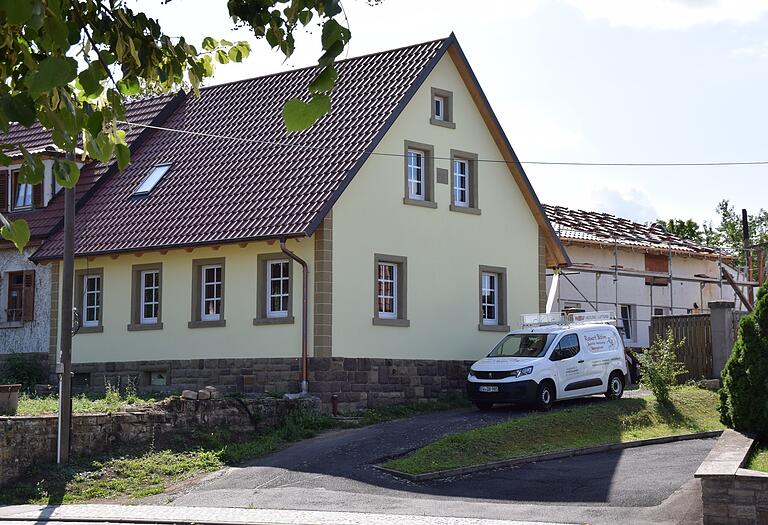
[31,36,568,407]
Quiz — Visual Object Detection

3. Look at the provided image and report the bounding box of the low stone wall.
[72,357,472,411]
[0,396,319,487]
[695,429,768,524]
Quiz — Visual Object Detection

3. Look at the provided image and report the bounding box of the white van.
[466,311,630,411]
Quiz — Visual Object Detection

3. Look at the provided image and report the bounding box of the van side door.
[578,329,614,394]
[548,333,585,399]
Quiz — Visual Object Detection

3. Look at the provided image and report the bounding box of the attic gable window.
[430,88,455,129]
[133,164,171,196]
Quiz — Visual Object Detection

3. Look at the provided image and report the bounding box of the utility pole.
[57,152,76,464]
[742,209,754,305]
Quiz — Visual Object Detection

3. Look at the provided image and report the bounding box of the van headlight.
[512,366,533,378]
[468,369,476,378]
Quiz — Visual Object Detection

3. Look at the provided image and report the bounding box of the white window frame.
[134,164,172,196]
[377,262,397,319]
[453,159,469,207]
[481,272,498,325]
[433,95,445,121]
[201,264,222,322]
[139,269,160,324]
[82,275,102,328]
[12,170,32,211]
[406,149,425,201]
[266,260,290,318]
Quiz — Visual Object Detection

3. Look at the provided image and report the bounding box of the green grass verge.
[747,445,768,472]
[0,410,335,505]
[350,396,471,425]
[16,392,162,416]
[384,386,723,475]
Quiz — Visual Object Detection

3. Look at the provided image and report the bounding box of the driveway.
[148,398,713,525]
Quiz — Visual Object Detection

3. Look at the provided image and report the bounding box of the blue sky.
[136,0,768,225]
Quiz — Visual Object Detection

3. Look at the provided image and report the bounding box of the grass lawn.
[384,386,723,475]
[16,391,161,416]
[747,445,768,472]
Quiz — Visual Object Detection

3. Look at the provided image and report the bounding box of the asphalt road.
[146,397,715,524]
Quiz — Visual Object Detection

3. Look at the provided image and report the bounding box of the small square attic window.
[134,164,171,195]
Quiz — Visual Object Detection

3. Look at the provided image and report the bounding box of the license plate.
[479,386,499,393]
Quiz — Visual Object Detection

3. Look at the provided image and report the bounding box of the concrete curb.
[374,430,724,482]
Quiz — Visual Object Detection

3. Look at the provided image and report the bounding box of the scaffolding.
[546,240,765,346]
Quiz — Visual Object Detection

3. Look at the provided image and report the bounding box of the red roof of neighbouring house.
[1,94,179,242]
[543,204,727,259]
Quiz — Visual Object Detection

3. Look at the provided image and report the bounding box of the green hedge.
[719,282,768,439]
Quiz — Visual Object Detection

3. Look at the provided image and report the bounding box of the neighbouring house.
[543,204,744,349]
[0,94,179,375]
[30,35,569,407]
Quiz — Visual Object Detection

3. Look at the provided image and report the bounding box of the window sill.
[188,319,226,329]
[79,325,104,334]
[372,317,411,327]
[430,118,456,129]
[127,322,164,331]
[478,323,510,332]
[450,204,481,215]
[0,321,24,329]
[403,198,437,209]
[253,316,295,326]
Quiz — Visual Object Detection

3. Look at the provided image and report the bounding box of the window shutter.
[32,182,43,208]
[645,254,670,285]
[0,173,7,212]
[21,270,35,321]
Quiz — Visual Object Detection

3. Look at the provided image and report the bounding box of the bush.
[719,282,768,438]
[639,328,687,405]
[0,353,46,394]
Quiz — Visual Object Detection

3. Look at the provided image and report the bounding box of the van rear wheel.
[606,372,624,399]
[536,381,555,411]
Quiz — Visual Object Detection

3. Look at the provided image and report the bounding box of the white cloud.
[731,41,768,59]
[591,187,660,223]
[561,0,768,30]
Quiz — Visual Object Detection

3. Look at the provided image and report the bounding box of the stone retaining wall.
[0,396,319,487]
[72,357,472,411]
[695,429,768,524]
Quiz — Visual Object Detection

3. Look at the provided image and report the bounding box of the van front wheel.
[536,381,555,411]
[606,372,624,399]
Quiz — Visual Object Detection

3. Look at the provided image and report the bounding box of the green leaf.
[228,47,243,62]
[1,219,31,253]
[77,64,106,98]
[220,39,233,47]
[117,77,141,97]
[321,19,348,50]
[52,159,80,188]
[0,93,35,127]
[298,10,313,26]
[27,56,78,96]
[308,65,337,94]
[202,36,217,51]
[215,49,230,64]
[18,146,44,184]
[282,94,331,132]
[84,132,115,164]
[86,111,103,137]
[0,0,34,25]
[115,144,130,170]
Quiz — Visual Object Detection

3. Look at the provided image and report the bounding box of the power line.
[117,120,768,168]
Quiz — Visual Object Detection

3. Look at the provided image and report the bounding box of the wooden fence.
[650,314,712,381]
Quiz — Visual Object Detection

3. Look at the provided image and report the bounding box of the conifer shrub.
[719,282,768,438]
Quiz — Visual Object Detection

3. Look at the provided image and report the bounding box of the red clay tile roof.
[33,37,448,258]
[543,204,724,259]
[2,94,178,241]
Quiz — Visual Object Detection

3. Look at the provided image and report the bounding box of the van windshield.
[488,333,557,358]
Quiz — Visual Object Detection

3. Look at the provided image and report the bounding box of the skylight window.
[134,164,171,195]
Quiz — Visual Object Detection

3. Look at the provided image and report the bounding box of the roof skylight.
[134,164,171,196]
